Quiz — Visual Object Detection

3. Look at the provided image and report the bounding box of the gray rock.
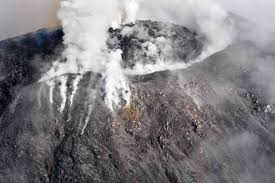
[108,20,203,68]
[0,20,275,183]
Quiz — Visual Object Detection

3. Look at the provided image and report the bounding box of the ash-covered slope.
[0,20,275,183]
[0,28,64,116]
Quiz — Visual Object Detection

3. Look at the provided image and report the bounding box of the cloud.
[218,0,275,29]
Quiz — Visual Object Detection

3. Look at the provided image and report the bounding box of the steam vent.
[0,18,275,183]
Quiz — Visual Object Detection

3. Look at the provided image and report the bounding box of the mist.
[0,1,274,182]
[219,0,275,29]
[0,0,60,40]
[0,0,274,111]
[1,0,275,41]
[38,0,234,111]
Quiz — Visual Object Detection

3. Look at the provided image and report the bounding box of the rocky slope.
[108,20,203,69]
[0,20,275,183]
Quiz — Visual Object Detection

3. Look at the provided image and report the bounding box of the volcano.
[0,18,275,183]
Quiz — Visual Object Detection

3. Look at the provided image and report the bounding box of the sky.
[0,0,275,40]
[0,0,60,40]
[218,0,275,29]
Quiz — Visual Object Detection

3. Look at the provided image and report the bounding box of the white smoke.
[112,0,141,28]
[194,0,235,53]
[70,75,82,106]
[59,76,68,112]
[42,0,119,78]
[104,49,131,111]
[138,0,234,49]
[41,0,138,111]
[41,0,234,111]
[128,0,235,74]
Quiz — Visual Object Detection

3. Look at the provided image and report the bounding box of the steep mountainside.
[0,20,274,183]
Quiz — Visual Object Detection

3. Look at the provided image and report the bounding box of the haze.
[0,0,60,40]
[0,0,275,40]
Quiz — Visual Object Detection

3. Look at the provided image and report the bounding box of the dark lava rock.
[108,20,203,69]
[0,28,64,116]
[0,20,275,183]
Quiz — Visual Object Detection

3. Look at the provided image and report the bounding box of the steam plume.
[41,0,234,111]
